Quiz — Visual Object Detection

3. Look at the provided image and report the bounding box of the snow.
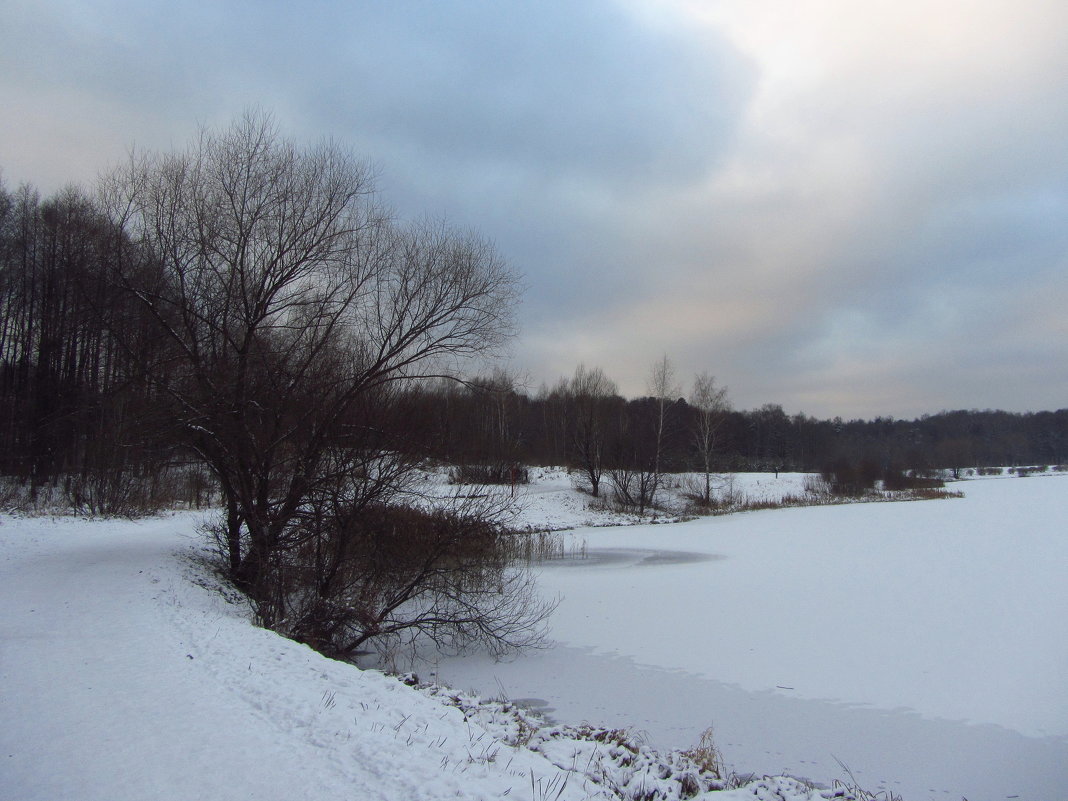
[2,470,1065,800]
[422,472,1068,801]
[0,515,581,800]
[0,510,837,801]
[507,467,815,531]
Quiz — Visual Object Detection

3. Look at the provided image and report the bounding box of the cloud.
[533,0,1068,415]
[313,2,751,187]
[1,0,1065,418]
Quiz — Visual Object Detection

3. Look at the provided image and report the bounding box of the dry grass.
[683,482,962,518]
[500,528,588,563]
[832,755,904,801]
[680,726,723,781]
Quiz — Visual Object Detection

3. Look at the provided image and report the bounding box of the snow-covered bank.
[424,474,1068,801]
[0,512,845,800]
[508,467,817,530]
[4,471,1065,800]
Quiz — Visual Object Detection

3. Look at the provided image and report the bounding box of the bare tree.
[101,111,526,649]
[0,180,174,509]
[689,372,730,505]
[646,354,680,505]
[566,364,617,497]
[454,366,526,485]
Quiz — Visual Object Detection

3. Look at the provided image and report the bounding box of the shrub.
[803,473,833,497]
[1,463,217,517]
[448,462,529,486]
[820,458,877,496]
[608,466,659,515]
[820,459,947,496]
[209,499,554,660]
[882,469,944,491]
[1014,465,1046,477]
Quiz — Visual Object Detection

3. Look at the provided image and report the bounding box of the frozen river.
[423,475,1068,801]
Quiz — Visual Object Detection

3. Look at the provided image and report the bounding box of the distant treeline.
[405,377,1068,476]
[2,177,1065,498]
[0,181,176,495]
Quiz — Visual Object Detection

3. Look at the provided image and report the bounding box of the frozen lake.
[422,475,1068,801]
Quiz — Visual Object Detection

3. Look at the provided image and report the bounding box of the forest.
[1,173,1064,507]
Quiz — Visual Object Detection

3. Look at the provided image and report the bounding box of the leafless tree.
[101,111,524,646]
[453,366,527,484]
[566,364,617,497]
[646,354,680,505]
[689,372,730,505]
[0,180,175,508]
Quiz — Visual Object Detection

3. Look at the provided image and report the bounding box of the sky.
[2,0,1066,419]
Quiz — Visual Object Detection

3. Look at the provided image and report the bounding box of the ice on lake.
[420,474,1068,801]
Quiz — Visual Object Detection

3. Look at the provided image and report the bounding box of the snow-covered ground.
[2,470,1064,800]
[0,505,844,800]
[507,467,815,530]
[418,472,1068,801]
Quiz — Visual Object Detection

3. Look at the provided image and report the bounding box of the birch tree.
[690,371,730,505]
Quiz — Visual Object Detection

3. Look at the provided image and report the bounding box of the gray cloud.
[1,0,1065,418]
[314,2,751,187]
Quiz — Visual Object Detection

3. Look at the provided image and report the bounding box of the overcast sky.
[2,0,1066,418]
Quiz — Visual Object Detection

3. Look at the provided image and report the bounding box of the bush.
[448,462,529,486]
[820,459,945,495]
[210,499,554,660]
[882,469,944,491]
[608,466,659,515]
[800,473,833,498]
[1014,465,1047,477]
[820,458,878,496]
[64,469,156,516]
[0,463,217,517]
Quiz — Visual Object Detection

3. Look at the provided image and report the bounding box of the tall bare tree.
[566,364,617,497]
[647,353,680,503]
[0,179,172,509]
[689,371,730,505]
[100,112,524,647]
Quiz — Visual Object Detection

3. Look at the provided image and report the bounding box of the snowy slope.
[0,514,580,799]
[0,511,841,801]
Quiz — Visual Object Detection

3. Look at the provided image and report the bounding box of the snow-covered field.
[1,470,1064,800]
[421,472,1068,801]
[510,467,815,530]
